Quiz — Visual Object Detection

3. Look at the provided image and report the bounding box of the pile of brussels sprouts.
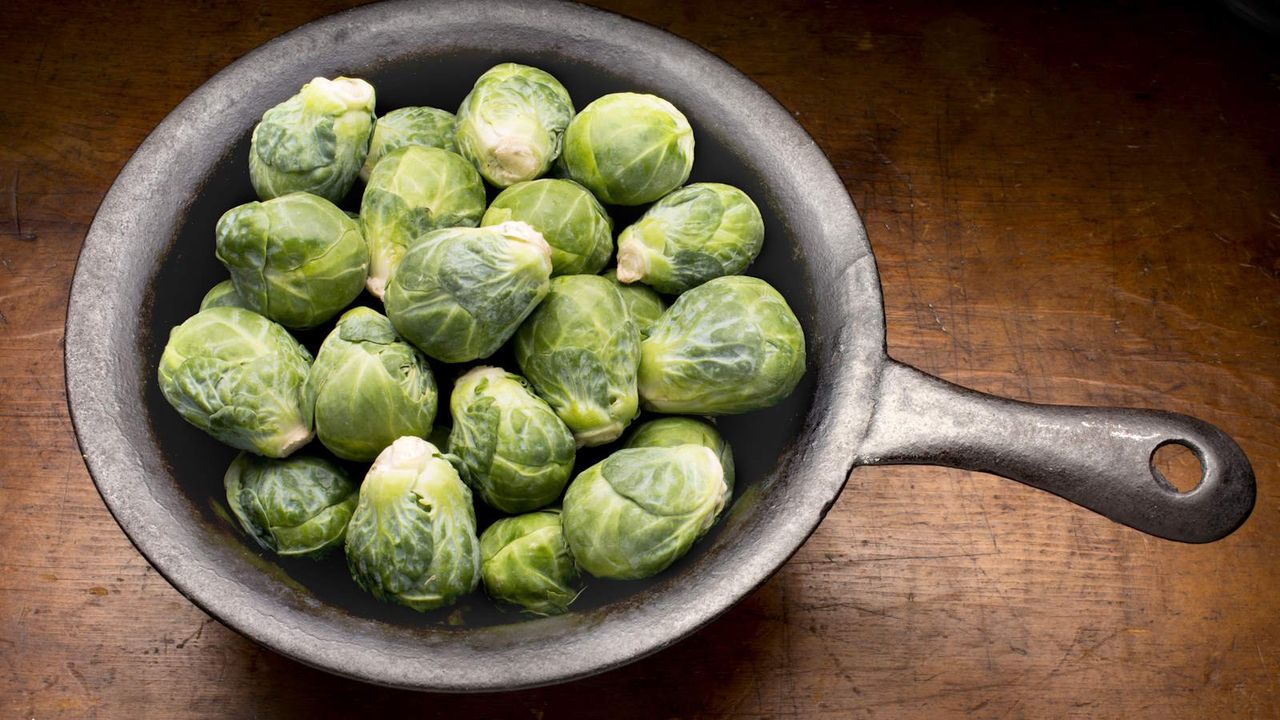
[157,64,806,618]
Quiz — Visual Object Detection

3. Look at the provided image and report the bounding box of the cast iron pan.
[64,0,1256,691]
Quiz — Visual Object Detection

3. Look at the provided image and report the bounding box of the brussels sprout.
[480,510,580,615]
[514,274,640,446]
[454,63,574,188]
[157,307,313,457]
[427,424,453,452]
[306,307,437,461]
[561,93,694,206]
[603,269,666,339]
[385,222,553,363]
[616,183,764,294]
[359,106,457,180]
[198,280,248,311]
[562,445,726,580]
[624,416,735,502]
[361,146,487,298]
[215,192,369,330]
[448,366,575,513]
[481,179,612,276]
[224,453,357,558]
[639,276,806,415]
[345,436,480,611]
[249,76,376,203]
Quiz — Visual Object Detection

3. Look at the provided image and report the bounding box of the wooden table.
[2,1,1277,716]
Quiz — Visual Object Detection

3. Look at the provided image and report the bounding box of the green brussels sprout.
[360,146,487,298]
[385,222,553,363]
[514,274,640,446]
[345,436,480,611]
[561,93,694,206]
[427,424,453,451]
[479,510,580,615]
[481,179,612,276]
[616,183,764,294]
[603,269,666,339]
[624,416,735,502]
[306,307,437,461]
[215,192,369,330]
[249,76,376,203]
[157,307,314,457]
[198,279,248,311]
[454,63,574,188]
[224,453,357,558]
[639,276,806,415]
[562,445,727,580]
[359,106,457,180]
[448,366,575,513]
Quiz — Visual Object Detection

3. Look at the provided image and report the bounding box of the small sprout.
[345,436,481,612]
[561,92,694,206]
[561,445,727,580]
[639,276,806,414]
[360,106,457,180]
[482,179,613,276]
[249,76,376,203]
[215,192,369,330]
[616,182,764,294]
[455,63,575,187]
[224,453,357,558]
[157,307,314,458]
[385,221,553,363]
[360,146,486,298]
[514,274,640,446]
[603,269,666,339]
[448,366,575,513]
[480,510,580,615]
[624,416,735,515]
[198,279,248,311]
[307,307,437,462]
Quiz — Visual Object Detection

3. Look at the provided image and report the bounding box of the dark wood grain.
[2,1,1277,717]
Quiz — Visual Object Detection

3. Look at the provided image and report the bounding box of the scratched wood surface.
[2,1,1277,717]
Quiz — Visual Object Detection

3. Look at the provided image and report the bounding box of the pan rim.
[63,0,887,691]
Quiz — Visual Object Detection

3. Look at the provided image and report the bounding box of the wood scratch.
[11,170,36,242]
[176,618,209,649]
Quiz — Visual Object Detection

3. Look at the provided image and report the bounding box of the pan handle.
[855,359,1256,543]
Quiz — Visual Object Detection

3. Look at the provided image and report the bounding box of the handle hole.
[1150,441,1203,494]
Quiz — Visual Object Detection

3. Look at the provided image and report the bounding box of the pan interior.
[69,0,886,689]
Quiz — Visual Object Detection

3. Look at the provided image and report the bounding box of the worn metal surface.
[63,0,1256,692]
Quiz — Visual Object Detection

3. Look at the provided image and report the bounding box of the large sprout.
[249,76,375,203]
[448,366,575,513]
[215,192,369,330]
[514,274,640,446]
[561,93,694,206]
[639,276,806,414]
[224,453,357,558]
[603,269,666,339]
[360,106,457,180]
[481,179,612,275]
[345,437,480,611]
[479,510,580,616]
[157,307,313,458]
[384,222,553,363]
[616,182,764,294]
[360,146,486,298]
[306,307,437,462]
[624,417,735,506]
[198,280,248,311]
[561,446,726,580]
[454,63,574,187]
